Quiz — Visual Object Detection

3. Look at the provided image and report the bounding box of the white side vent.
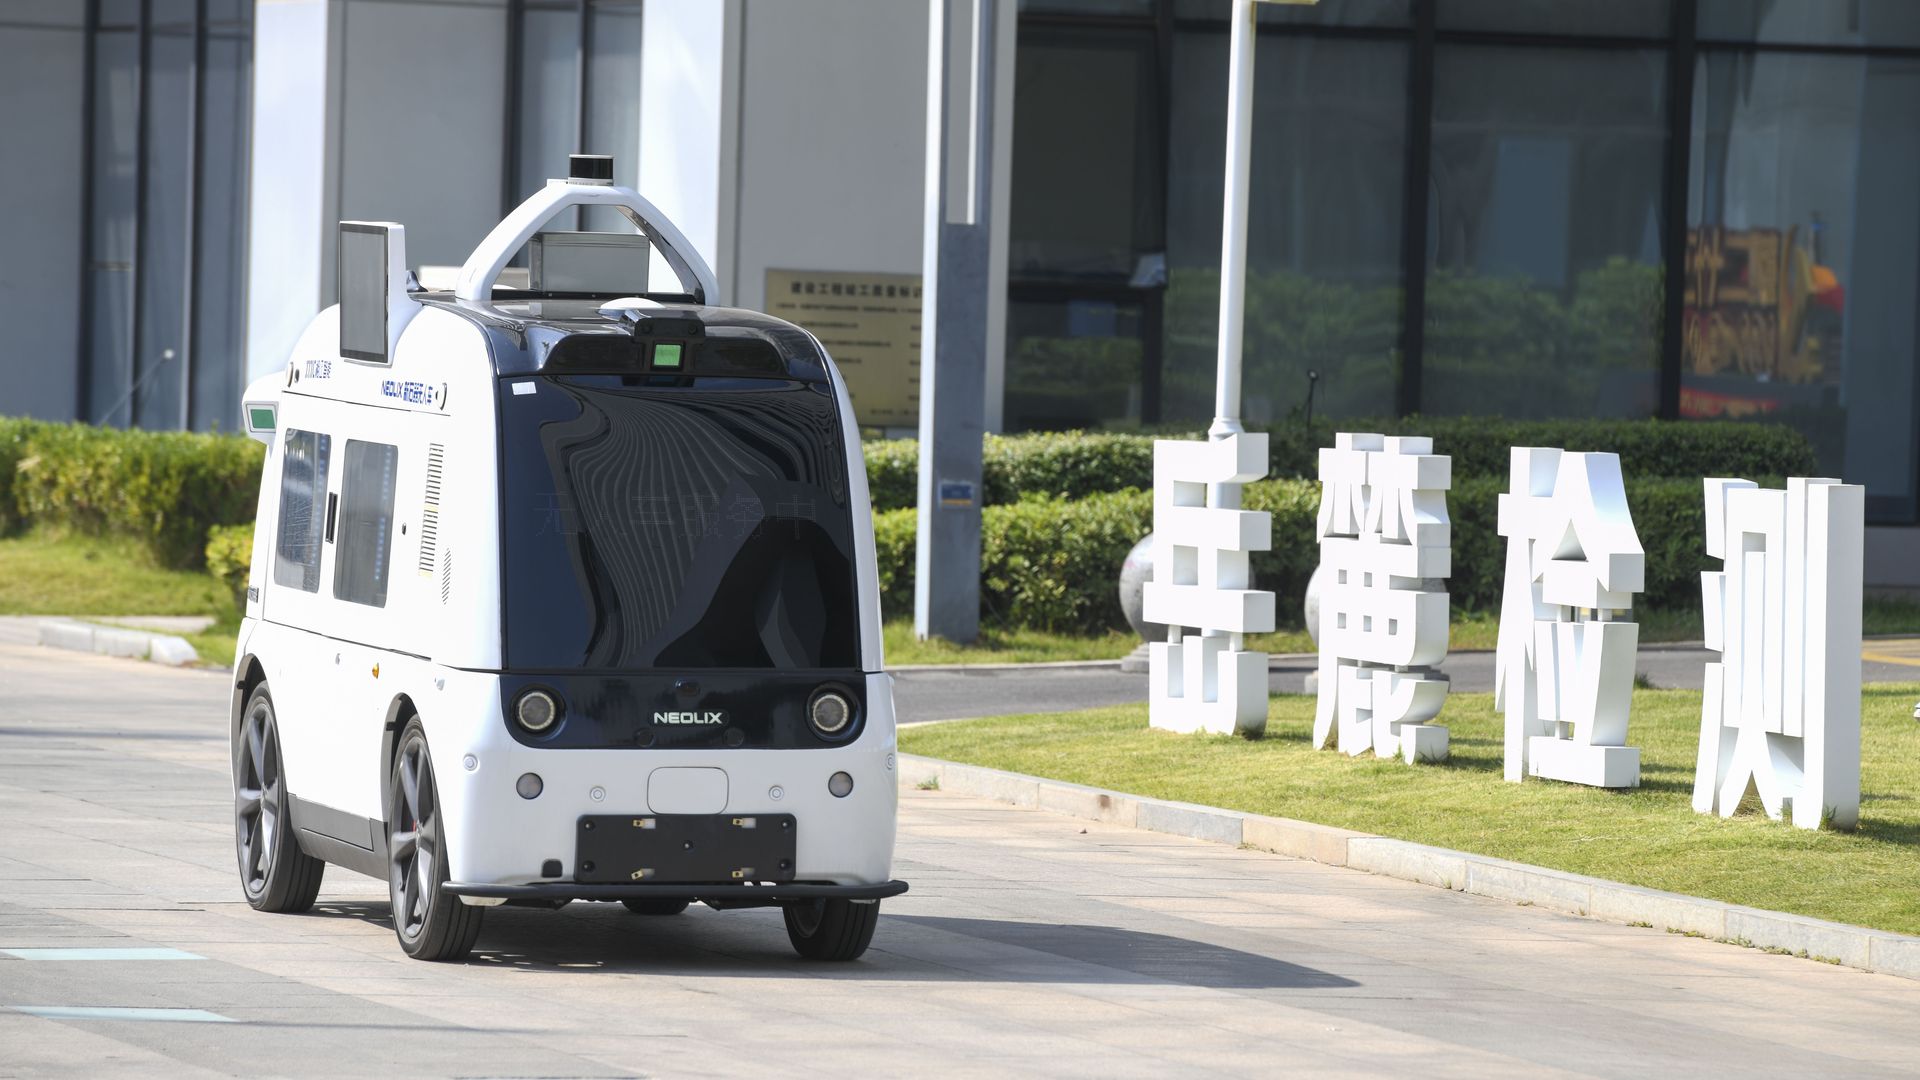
[440,549,453,605]
[418,443,444,575]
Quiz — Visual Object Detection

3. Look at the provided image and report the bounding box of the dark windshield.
[500,374,859,670]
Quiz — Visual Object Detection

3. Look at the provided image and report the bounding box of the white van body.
[229,162,902,961]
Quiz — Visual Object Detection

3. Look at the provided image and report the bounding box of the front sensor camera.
[516,688,560,733]
[809,689,852,736]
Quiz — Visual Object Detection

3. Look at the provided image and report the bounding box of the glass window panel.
[334,440,399,608]
[1437,0,1670,37]
[1022,0,1154,14]
[516,4,580,209]
[134,26,194,429]
[191,32,251,430]
[0,16,86,422]
[1173,0,1412,29]
[1009,26,1161,279]
[274,430,332,593]
[86,29,139,427]
[1163,32,1406,425]
[6,1,88,28]
[98,0,138,28]
[1004,295,1145,431]
[1699,0,1920,48]
[1424,45,1667,420]
[1686,52,1920,513]
[583,0,642,233]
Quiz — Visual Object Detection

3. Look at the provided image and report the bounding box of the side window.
[273,429,332,592]
[333,440,400,608]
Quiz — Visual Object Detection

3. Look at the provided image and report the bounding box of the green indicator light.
[248,407,276,431]
[654,342,683,369]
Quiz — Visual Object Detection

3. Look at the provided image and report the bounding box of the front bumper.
[443,879,909,908]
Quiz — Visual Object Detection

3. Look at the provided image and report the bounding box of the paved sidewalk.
[5,624,1920,1075]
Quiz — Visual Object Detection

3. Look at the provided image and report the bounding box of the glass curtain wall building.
[1007,0,1920,524]
[0,0,252,431]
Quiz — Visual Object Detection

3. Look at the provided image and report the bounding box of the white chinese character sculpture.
[1312,433,1452,764]
[1494,449,1646,788]
[1144,433,1275,737]
[1696,477,1864,830]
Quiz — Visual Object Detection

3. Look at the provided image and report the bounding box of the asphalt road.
[893,641,1920,724]
[4,629,1920,1076]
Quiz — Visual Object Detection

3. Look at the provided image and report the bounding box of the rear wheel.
[387,719,482,961]
[233,684,324,912]
[622,898,691,916]
[783,899,879,961]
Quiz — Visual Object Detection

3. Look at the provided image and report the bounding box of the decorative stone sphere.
[1303,563,1323,646]
[1118,533,1169,643]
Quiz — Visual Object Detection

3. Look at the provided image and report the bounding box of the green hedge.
[865,419,1814,512]
[3,421,264,569]
[205,523,254,608]
[865,431,1159,512]
[876,475,1717,632]
[0,418,52,536]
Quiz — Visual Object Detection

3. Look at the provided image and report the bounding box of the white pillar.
[1210,0,1259,440]
[243,0,333,382]
[639,0,741,302]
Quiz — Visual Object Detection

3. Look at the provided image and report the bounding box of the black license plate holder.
[574,814,798,884]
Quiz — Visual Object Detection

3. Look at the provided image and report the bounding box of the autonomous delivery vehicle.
[228,155,905,961]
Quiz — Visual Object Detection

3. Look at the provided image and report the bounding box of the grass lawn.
[901,684,1920,937]
[0,533,229,616]
[0,532,239,669]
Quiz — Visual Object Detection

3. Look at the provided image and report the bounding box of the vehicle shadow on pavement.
[304,902,1355,989]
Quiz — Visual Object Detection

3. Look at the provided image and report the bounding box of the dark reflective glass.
[86,29,138,426]
[134,27,193,428]
[1023,0,1155,15]
[1685,52,1920,512]
[334,441,399,608]
[1010,26,1162,279]
[500,376,859,671]
[1163,32,1407,424]
[1173,0,1412,28]
[1699,0,1920,48]
[1424,45,1667,420]
[516,5,580,209]
[1438,0,1670,37]
[583,0,642,233]
[1005,296,1146,430]
[192,33,251,428]
[274,430,331,594]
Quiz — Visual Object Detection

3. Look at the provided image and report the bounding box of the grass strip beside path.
[900,685,1920,937]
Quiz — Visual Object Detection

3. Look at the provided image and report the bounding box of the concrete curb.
[898,753,1920,983]
[36,619,199,667]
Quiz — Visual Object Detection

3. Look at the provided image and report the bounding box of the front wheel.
[386,719,482,961]
[783,899,879,961]
[233,684,324,912]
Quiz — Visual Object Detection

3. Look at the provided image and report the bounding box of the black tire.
[386,719,483,961]
[783,899,879,961]
[621,898,691,916]
[233,684,325,913]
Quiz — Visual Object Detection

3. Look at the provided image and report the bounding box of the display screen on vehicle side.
[499,375,859,671]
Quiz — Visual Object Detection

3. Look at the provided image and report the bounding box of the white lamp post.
[1143,0,1313,736]
[1211,0,1316,439]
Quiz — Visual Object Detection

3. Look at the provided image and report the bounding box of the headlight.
[515,688,560,733]
[809,688,852,736]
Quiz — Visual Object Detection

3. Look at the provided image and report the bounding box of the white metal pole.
[1210,0,1258,441]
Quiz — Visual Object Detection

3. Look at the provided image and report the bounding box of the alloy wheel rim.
[791,899,825,937]
[388,737,437,940]
[234,701,281,896]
